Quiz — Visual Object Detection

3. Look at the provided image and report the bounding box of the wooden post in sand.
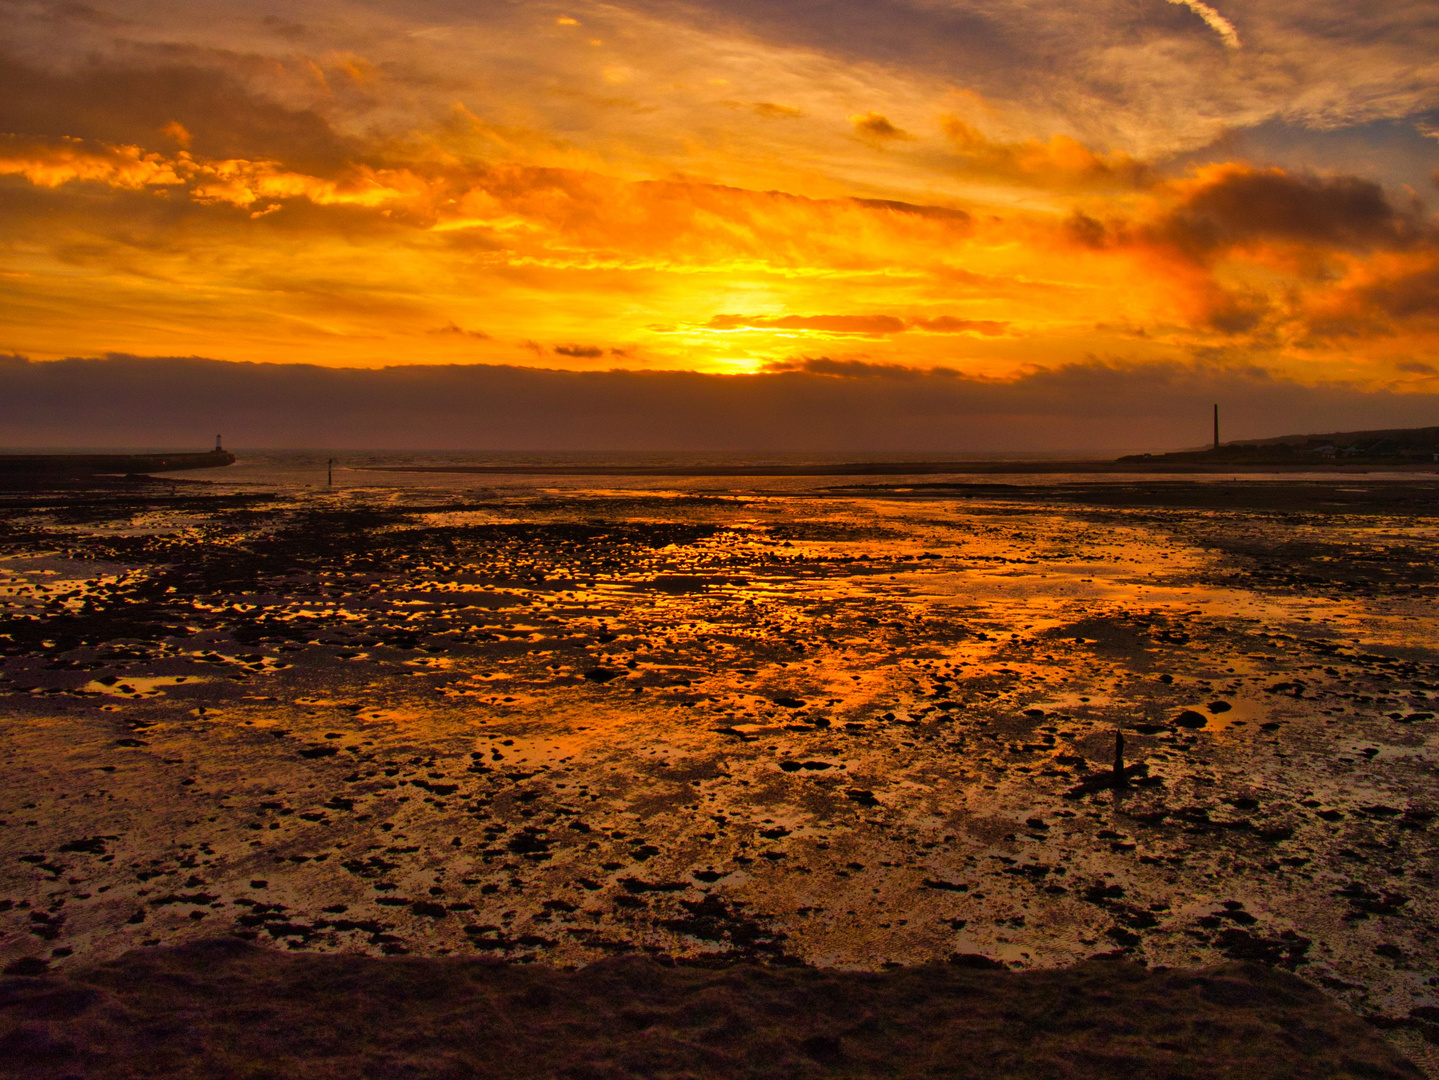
[328,458,334,487]
[1113,729,1126,786]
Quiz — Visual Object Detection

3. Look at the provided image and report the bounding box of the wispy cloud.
[1164,0,1241,49]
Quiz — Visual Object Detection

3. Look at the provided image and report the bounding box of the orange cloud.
[188,159,426,208]
[160,121,192,149]
[0,82,1433,391]
[911,316,1009,335]
[940,118,1152,190]
[851,112,915,142]
[0,134,187,189]
[707,314,1009,336]
[1300,251,1439,339]
[1043,162,1439,345]
[707,314,907,334]
[0,134,429,211]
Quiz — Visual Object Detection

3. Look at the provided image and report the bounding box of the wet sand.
[2,473,1438,1068]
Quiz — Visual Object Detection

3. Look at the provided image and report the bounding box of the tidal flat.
[1,472,1437,1054]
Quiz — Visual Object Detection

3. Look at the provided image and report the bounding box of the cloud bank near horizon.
[2,354,1435,454]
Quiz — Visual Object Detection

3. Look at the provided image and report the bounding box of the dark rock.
[799,1034,843,1062]
[949,953,1006,969]
[57,836,116,855]
[619,878,687,894]
[2,957,50,977]
[1216,928,1311,968]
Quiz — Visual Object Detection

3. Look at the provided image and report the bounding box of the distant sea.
[165,449,1414,496]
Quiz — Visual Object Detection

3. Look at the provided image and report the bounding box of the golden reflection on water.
[0,481,1436,1015]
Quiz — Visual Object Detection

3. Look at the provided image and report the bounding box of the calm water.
[179,448,1429,495]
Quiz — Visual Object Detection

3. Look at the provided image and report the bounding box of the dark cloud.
[1302,257,1439,339]
[851,111,913,141]
[762,357,931,379]
[1202,286,1271,334]
[1069,166,1432,265]
[849,198,970,223]
[428,323,492,339]
[1065,211,1109,249]
[1353,262,1439,320]
[3,353,1436,454]
[1156,167,1428,259]
[722,101,803,119]
[554,344,606,357]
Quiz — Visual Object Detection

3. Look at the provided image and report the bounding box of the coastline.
[358,460,1439,477]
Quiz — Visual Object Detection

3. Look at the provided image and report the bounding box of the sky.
[1,0,1438,448]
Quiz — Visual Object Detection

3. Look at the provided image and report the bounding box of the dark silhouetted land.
[0,940,1422,1079]
[0,449,234,478]
[1119,425,1439,468]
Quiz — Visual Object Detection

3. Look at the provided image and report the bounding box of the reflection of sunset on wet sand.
[2,467,1437,1071]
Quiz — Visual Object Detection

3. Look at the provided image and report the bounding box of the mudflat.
[1,472,1437,1071]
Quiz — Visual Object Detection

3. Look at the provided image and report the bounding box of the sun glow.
[0,0,1435,394]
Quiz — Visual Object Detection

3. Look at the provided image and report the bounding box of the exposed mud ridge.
[2,476,1439,1072]
[0,938,1422,1079]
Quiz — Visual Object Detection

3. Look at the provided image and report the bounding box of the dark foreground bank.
[0,941,1421,1080]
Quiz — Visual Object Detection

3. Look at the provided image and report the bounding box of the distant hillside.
[1235,425,1439,450]
[1119,425,1439,465]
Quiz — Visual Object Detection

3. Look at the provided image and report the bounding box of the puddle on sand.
[82,676,211,699]
[0,481,1437,1038]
